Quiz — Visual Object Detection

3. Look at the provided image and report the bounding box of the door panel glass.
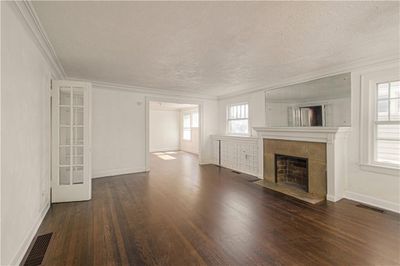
[59,166,71,185]
[59,147,71,165]
[73,127,84,145]
[72,166,84,184]
[73,107,84,125]
[60,107,71,125]
[59,127,71,145]
[60,87,71,105]
[73,88,84,106]
[73,146,84,165]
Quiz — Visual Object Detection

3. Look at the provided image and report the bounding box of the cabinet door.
[52,80,91,203]
[221,141,237,169]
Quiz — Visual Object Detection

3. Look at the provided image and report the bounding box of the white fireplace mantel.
[253,126,351,202]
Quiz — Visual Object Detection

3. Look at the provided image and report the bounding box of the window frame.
[373,80,400,167]
[226,102,250,136]
[191,111,199,128]
[359,67,400,176]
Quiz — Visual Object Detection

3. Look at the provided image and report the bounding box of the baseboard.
[92,167,146,178]
[326,194,344,202]
[345,191,400,213]
[10,202,50,265]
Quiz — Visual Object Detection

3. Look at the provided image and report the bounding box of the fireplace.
[275,154,308,192]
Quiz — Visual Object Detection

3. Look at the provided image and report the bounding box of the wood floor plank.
[28,151,400,266]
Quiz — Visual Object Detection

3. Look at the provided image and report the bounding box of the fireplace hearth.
[275,154,308,192]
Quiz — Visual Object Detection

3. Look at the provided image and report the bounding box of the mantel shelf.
[253,126,351,134]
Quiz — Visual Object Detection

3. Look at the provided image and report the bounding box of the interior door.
[51,80,91,202]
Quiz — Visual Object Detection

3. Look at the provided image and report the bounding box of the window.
[227,103,249,135]
[183,113,191,140]
[191,112,199,128]
[374,81,400,165]
[360,67,399,175]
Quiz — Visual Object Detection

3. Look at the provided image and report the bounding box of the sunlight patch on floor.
[152,152,177,160]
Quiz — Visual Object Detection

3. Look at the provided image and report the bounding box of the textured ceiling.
[32,1,399,97]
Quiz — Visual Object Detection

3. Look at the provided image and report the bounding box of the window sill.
[359,163,400,176]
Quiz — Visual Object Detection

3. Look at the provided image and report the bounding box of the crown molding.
[218,54,400,100]
[12,0,66,79]
[69,78,218,101]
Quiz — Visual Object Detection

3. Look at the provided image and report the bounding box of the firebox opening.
[275,154,308,192]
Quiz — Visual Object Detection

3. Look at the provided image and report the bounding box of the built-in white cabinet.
[212,135,259,177]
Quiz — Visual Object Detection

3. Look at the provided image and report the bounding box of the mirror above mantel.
[265,73,351,127]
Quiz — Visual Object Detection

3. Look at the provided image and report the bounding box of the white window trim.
[226,102,250,136]
[182,111,192,141]
[182,109,199,141]
[359,67,400,176]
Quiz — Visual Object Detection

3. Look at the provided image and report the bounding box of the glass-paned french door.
[52,80,91,202]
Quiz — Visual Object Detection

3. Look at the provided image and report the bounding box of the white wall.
[149,109,180,152]
[200,100,219,163]
[180,108,199,154]
[345,63,399,212]
[92,88,218,177]
[92,87,147,178]
[1,2,53,264]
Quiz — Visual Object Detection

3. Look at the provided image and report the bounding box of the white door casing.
[51,80,92,202]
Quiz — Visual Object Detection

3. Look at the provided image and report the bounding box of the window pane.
[228,119,248,135]
[229,104,249,119]
[390,99,400,120]
[183,129,191,140]
[390,81,400,98]
[377,124,400,140]
[229,106,236,118]
[376,140,400,164]
[377,83,389,99]
[377,100,388,121]
[183,113,191,128]
[192,112,199,128]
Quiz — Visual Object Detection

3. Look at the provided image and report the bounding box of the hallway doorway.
[147,101,200,169]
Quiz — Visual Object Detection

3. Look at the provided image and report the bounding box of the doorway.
[146,100,201,170]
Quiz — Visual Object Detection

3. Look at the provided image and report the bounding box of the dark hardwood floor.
[28,151,399,265]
